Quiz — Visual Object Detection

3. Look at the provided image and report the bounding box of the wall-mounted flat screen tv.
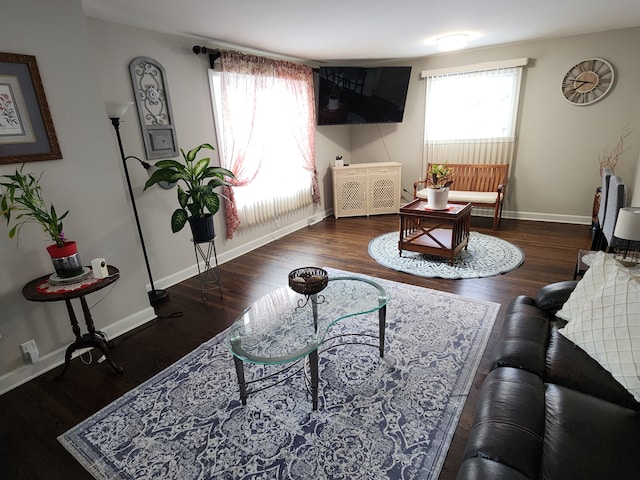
[317,66,412,125]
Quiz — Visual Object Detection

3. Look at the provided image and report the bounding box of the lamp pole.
[109,115,168,307]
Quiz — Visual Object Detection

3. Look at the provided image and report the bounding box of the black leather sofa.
[457,281,640,480]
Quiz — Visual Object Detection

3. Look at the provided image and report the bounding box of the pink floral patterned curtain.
[219,51,319,239]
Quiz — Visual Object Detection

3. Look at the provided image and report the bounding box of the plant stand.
[192,237,222,301]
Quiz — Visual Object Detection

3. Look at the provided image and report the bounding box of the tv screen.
[317,66,412,125]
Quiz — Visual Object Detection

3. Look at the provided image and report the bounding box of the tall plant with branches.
[599,126,631,175]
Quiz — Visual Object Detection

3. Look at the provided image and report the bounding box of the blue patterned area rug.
[369,231,525,279]
[59,271,499,479]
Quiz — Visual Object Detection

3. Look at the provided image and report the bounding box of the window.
[209,52,319,239]
[421,58,528,168]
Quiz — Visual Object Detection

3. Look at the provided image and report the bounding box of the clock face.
[561,58,614,105]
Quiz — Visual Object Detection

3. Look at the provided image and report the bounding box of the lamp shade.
[613,207,640,241]
[106,102,133,119]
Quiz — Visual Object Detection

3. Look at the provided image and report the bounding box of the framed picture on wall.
[0,52,61,165]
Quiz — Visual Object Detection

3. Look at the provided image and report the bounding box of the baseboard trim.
[501,209,591,225]
[154,209,332,290]
[0,306,156,396]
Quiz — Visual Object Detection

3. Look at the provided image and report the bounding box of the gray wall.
[0,0,638,392]
[351,28,640,221]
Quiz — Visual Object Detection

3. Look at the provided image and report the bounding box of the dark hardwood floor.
[0,215,593,479]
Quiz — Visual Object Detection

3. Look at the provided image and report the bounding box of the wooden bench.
[413,163,509,230]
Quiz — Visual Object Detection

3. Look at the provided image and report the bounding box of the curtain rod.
[192,45,319,72]
[193,46,220,68]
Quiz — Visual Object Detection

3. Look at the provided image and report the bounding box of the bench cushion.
[416,189,501,204]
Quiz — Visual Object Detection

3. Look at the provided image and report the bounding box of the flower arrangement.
[0,164,69,247]
[427,163,454,189]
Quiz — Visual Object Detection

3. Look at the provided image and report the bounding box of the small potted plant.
[144,143,235,242]
[1,164,83,278]
[426,163,454,210]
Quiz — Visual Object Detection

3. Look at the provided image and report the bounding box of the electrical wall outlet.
[20,339,40,364]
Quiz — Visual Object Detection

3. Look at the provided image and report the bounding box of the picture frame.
[0,52,61,165]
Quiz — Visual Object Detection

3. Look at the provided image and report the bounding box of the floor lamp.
[107,102,169,307]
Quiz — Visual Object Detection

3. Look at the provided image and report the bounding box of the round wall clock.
[561,58,615,106]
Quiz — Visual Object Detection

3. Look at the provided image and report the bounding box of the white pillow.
[559,264,640,401]
[556,251,619,321]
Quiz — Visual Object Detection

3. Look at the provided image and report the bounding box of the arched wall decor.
[129,56,178,159]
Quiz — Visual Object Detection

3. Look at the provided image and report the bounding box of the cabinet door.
[368,167,401,214]
[334,171,368,218]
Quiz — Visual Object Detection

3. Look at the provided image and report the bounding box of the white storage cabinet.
[331,162,402,218]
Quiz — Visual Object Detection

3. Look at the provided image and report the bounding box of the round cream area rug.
[368,231,524,279]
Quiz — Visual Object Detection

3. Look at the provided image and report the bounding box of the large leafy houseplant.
[0,164,69,247]
[144,143,235,234]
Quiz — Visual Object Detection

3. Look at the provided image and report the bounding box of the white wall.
[351,28,640,223]
[0,1,157,391]
[0,3,338,393]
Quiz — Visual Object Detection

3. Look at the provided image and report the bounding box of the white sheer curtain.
[422,59,527,175]
[209,51,318,239]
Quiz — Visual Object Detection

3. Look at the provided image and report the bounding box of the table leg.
[56,297,124,380]
[309,349,319,410]
[379,304,386,358]
[65,299,81,340]
[55,344,75,381]
[80,297,123,375]
[311,294,318,332]
[233,356,248,405]
[56,300,81,380]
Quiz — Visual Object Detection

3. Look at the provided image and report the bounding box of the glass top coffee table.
[226,275,388,409]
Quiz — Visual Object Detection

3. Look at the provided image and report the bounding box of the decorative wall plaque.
[129,57,178,159]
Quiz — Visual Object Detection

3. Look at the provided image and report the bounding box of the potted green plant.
[144,143,235,242]
[426,163,454,210]
[1,164,83,278]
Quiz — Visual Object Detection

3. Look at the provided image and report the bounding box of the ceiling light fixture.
[436,34,469,52]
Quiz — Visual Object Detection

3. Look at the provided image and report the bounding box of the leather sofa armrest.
[533,280,577,314]
[460,368,545,480]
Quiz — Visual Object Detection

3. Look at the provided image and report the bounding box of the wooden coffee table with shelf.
[399,199,472,265]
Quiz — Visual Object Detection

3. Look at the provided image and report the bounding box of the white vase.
[426,187,449,210]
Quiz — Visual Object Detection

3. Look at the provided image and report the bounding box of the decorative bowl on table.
[288,267,328,295]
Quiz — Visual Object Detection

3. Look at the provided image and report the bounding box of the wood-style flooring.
[0,214,593,479]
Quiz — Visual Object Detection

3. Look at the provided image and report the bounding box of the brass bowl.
[288,267,328,295]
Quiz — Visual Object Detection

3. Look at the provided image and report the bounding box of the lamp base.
[148,289,169,307]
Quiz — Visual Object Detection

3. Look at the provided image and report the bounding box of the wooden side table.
[22,266,124,380]
[399,200,472,265]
